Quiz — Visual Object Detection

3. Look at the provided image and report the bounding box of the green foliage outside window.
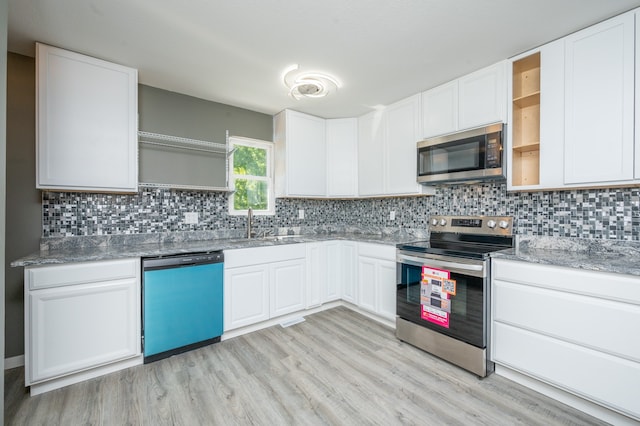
[232,145,269,211]
[233,146,266,176]
[233,179,268,210]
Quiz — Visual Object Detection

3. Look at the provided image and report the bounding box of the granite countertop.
[491,236,640,277]
[12,231,421,267]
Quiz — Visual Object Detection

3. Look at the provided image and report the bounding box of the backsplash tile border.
[41,183,640,240]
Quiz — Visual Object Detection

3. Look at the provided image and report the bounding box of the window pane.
[233,179,268,210]
[233,146,267,176]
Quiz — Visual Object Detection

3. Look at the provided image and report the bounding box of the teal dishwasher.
[142,251,224,363]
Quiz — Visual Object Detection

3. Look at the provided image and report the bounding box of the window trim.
[228,136,275,216]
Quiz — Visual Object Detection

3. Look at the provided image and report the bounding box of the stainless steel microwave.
[417,123,505,184]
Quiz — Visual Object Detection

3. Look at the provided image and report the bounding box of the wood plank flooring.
[5,306,607,425]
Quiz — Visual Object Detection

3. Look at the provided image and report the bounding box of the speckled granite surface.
[12,227,426,267]
[492,236,640,276]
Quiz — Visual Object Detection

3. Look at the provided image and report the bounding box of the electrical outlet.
[184,212,199,224]
[390,211,396,220]
[298,209,305,220]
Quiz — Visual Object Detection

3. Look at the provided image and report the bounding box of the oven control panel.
[429,215,513,236]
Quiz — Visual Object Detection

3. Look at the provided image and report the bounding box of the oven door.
[396,251,487,348]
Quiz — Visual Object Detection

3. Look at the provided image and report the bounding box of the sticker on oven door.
[442,278,457,296]
[420,276,451,313]
[422,266,449,280]
[421,305,450,328]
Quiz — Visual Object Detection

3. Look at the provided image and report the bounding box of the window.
[228,136,274,215]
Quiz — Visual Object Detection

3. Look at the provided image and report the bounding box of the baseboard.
[5,355,25,370]
[221,301,342,341]
[495,364,639,426]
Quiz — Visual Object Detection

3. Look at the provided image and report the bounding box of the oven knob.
[439,218,447,226]
[498,220,510,229]
[431,218,438,226]
[486,220,497,229]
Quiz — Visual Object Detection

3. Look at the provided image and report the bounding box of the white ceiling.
[9,0,640,119]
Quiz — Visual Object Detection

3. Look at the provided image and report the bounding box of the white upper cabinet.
[422,61,507,138]
[507,40,565,191]
[421,81,458,138]
[326,118,358,197]
[358,94,432,196]
[458,61,507,130]
[274,109,326,197]
[385,95,423,195]
[36,43,138,192]
[357,110,386,196]
[507,9,640,192]
[635,10,640,180]
[564,12,635,185]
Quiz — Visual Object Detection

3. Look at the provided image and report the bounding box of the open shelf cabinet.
[511,52,540,186]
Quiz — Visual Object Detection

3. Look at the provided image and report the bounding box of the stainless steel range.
[396,215,514,377]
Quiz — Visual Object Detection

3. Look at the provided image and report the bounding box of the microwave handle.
[397,253,485,278]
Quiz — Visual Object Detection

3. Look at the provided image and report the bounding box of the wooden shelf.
[513,91,540,108]
[513,141,540,153]
[511,52,541,187]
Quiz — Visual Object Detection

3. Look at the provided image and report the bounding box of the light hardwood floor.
[6,307,606,425]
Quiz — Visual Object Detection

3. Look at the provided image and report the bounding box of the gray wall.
[5,53,40,359]
[138,84,272,143]
[138,85,273,188]
[2,0,8,415]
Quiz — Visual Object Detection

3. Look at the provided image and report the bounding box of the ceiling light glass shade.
[282,64,341,100]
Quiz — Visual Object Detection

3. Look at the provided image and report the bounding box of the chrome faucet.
[247,207,253,239]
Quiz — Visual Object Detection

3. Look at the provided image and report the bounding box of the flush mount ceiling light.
[282,64,341,100]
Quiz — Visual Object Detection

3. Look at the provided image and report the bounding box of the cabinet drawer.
[493,259,640,304]
[358,242,395,260]
[493,322,640,420]
[224,244,304,268]
[494,279,640,361]
[27,258,139,290]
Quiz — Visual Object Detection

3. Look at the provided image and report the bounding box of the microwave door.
[419,139,483,176]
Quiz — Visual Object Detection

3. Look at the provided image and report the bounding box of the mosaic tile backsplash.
[41,183,640,240]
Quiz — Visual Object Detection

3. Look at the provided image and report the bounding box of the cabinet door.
[538,40,566,188]
[286,110,327,196]
[305,242,325,308]
[422,80,458,138]
[357,256,378,313]
[326,118,358,197]
[358,110,385,196]
[459,61,507,130]
[341,242,358,304]
[36,43,138,192]
[377,259,397,321]
[270,259,305,318]
[385,94,422,195]
[29,278,139,383]
[324,241,342,302]
[224,265,269,331]
[564,13,634,184]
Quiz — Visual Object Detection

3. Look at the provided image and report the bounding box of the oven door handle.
[397,253,485,278]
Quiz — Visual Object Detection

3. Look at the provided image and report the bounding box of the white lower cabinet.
[306,242,326,308]
[357,243,397,321]
[492,258,640,421]
[224,245,305,331]
[304,241,357,309]
[25,259,141,392]
[338,242,358,304]
[223,265,270,330]
[270,259,306,317]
